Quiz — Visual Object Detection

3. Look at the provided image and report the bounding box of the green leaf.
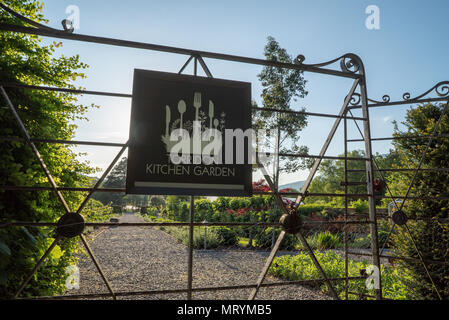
[21,227,37,244]
[0,241,11,257]
[0,270,8,285]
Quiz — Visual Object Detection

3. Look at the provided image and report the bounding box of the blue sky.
[38,0,449,184]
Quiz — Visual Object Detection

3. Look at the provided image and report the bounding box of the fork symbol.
[193,92,201,122]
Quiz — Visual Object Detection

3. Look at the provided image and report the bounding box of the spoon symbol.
[178,100,186,130]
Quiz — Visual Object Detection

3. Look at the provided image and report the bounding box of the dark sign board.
[126,69,252,196]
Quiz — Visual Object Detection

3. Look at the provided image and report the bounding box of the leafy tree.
[0,0,94,297]
[307,149,400,205]
[253,36,309,189]
[388,103,449,299]
[149,195,165,207]
[92,156,148,206]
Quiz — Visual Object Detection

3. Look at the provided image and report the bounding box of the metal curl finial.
[339,54,361,74]
[368,94,391,104]
[435,82,449,97]
[347,93,361,106]
[294,53,364,75]
[61,19,75,33]
[382,95,391,103]
[0,3,73,33]
[294,54,306,64]
[402,81,449,101]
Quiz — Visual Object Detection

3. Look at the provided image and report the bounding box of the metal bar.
[193,57,198,76]
[0,82,132,98]
[178,55,194,74]
[14,236,61,298]
[20,276,366,300]
[1,221,280,228]
[4,186,448,201]
[0,83,370,123]
[0,220,369,229]
[187,196,194,300]
[346,108,401,257]
[380,224,395,256]
[359,71,382,300]
[75,141,129,215]
[347,134,449,142]
[197,55,213,78]
[295,79,360,205]
[343,111,349,300]
[0,186,126,192]
[347,168,449,173]
[0,136,126,147]
[1,82,372,122]
[248,229,286,300]
[252,106,367,121]
[248,161,292,299]
[275,152,369,161]
[347,250,449,266]
[251,81,364,300]
[349,96,449,109]
[0,86,71,214]
[251,156,340,300]
[0,23,361,79]
[80,234,116,300]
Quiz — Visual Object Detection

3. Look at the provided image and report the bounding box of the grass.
[237,237,256,248]
[296,231,343,250]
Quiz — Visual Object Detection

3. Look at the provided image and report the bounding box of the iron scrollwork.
[369,81,449,104]
[403,81,449,101]
[294,53,363,75]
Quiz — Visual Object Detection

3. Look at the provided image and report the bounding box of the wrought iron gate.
[1,3,449,300]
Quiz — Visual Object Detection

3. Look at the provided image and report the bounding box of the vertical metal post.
[193,56,198,76]
[187,195,194,300]
[204,220,207,250]
[359,75,383,300]
[186,60,198,300]
[344,111,349,300]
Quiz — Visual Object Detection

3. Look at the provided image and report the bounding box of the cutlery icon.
[213,119,219,129]
[165,105,171,138]
[178,100,186,130]
[193,92,201,122]
[208,100,214,129]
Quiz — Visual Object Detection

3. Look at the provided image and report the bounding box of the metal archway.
[1,3,449,300]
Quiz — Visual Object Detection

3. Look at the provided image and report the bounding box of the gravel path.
[65,213,329,300]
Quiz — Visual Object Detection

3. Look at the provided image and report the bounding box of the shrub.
[351,235,371,249]
[269,250,409,299]
[254,227,298,250]
[83,200,115,222]
[112,205,122,214]
[350,199,369,214]
[215,227,238,246]
[315,231,341,249]
[164,226,229,249]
